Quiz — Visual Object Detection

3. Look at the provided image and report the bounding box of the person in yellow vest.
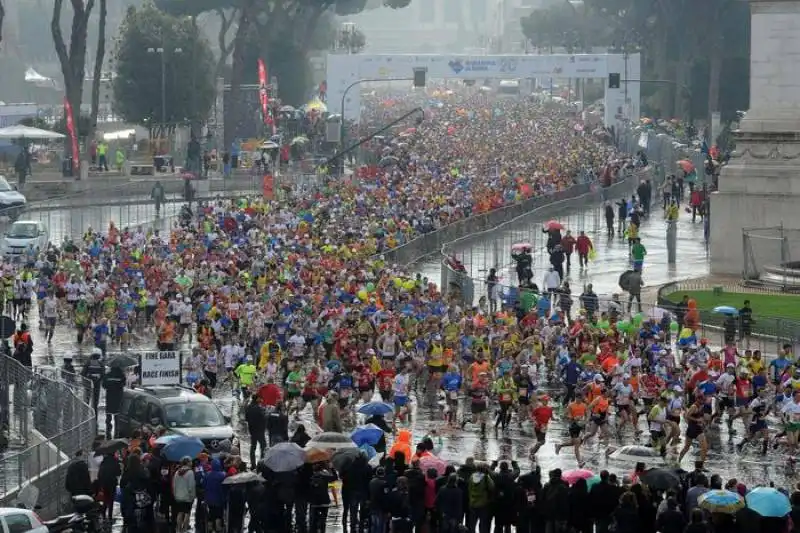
[97,141,109,171]
[115,148,125,172]
[665,198,679,222]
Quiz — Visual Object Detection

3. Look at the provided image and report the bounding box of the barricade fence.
[382,166,647,269]
[440,168,644,282]
[0,355,96,517]
[0,173,309,245]
[616,124,707,182]
[657,279,800,351]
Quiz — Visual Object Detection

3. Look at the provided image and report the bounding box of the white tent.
[0,125,65,140]
[24,68,58,89]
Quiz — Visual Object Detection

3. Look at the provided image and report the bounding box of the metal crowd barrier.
[0,355,96,517]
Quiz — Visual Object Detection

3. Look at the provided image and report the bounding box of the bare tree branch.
[51,0,71,85]
[215,7,237,78]
[88,0,107,143]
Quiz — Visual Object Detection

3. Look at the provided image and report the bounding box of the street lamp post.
[147,46,183,129]
[339,77,414,149]
[147,46,182,155]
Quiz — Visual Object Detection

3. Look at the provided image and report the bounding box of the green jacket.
[468,472,495,509]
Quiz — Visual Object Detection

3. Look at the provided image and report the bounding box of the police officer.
[102,366,125,438]
[81,348,105,417]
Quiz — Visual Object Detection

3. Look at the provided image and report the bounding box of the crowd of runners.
[5,88,799,533]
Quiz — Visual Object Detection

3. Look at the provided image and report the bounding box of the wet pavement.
[414,202,710,301]
[14,201,793,530]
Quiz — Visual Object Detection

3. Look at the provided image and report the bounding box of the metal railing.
[657,279,800,351]
[0,355,96,517]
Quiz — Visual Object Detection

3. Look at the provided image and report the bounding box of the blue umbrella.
[713,306,739,316]
[154,435,182,446]
[358,443,377,460]
[357,402,394,417]
[351,424,384,447]
[746,487,791,517]
[161,436,205,461]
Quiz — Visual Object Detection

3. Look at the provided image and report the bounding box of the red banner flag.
[257,59,270,126]
[63,97,80,173]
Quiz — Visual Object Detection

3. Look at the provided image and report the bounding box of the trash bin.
[62,157,74,177]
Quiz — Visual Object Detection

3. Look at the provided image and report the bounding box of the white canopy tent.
[0,125,65,140]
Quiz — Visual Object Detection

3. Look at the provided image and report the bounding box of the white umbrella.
[0,125,65,140]
[306,431,357,450]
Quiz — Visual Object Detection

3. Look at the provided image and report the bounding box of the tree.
[51,0,96,139]
[112,5,216,134]
[155,0,414,145]
[213,8,237,79]
[0,0,5,46]
[521,2,613,53]
[87,0,108,150]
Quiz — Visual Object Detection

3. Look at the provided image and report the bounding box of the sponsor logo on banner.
[139,351,182,386]
[448,59,465,74]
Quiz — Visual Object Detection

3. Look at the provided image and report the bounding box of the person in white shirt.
[543,267,561,294]
[288,332,306,358]
[713,364,737,428]
[781,389,800,454]
[42,293,59,343]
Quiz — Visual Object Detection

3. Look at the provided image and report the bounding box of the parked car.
[115,385,234,453]
[0,176,26,220]
[0,220,48,258]
[0,507,47,533]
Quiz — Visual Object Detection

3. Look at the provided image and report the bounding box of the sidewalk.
[14,171,263,204]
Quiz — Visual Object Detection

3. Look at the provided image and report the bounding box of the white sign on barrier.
[139,351,182,386]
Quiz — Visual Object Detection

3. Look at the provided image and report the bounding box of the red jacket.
[576,235,593,255]
[561,235,576,253]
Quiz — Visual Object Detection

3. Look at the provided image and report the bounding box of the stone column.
[710,0,800,275]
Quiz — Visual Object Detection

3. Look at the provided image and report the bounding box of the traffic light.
[413,67,427,88]
[608,73,621,89]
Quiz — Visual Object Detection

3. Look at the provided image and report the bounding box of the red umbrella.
[545,220,564,231]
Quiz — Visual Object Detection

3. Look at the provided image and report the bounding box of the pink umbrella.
[419,455,447,476]
[545,220,564,231]
[562,468,594,485]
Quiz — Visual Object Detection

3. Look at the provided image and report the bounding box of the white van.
[1,220,49,257]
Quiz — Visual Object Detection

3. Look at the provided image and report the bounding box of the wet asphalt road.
[15,201,794,530]
[413,202,710,302]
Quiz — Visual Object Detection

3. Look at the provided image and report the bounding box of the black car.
[115,385,234,453]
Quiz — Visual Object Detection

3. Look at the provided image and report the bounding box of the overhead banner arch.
[326,53,640,131]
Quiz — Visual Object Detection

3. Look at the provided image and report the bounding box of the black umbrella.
[639,468,682,491]
[95,438,129,455]
[378,156,399,168]
[331,448,362,472]
[618,270,634,292]
[108,354,138,368]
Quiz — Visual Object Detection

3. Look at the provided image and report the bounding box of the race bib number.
[449,391,459,400]
[519,388,527,397]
